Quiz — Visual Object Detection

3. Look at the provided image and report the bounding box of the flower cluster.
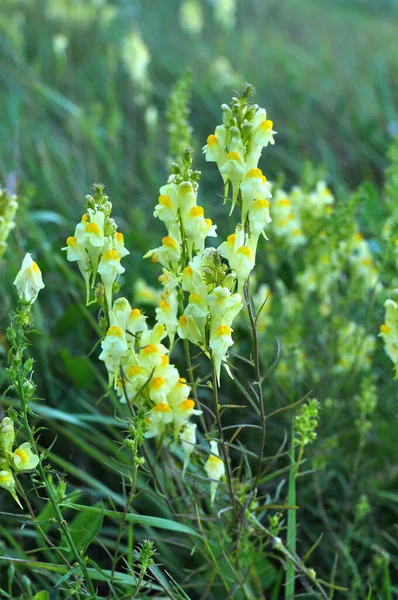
[0,416,39,507]
[0,184,18,261]
[146,149,245,383]
[293,399,319,448]
[203,87,274,299]
[64,186,204,472]
[63,184,129,308]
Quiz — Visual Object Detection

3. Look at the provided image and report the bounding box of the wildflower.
[114,231,130,259]
[208,286,242,328]
[204,441,225,504]
[0,417,15,454]
[0,470,22,508]
[121,362,151,403]
[209,325,234,383]
[99,325,128,387]
[0,185,18,261]
[78,210,105,248]
[251,108,277,147]
[12,443,40,471]
[144,235,181,268]
[248,198,272,250]
[154,194,178,226]
[111,297,132,332]
[168,378,191,406]
[13,253,45,304]
[97,249,125,310]
[220,151,246,213]
[203,126,227,165]
[294,400,319,447]
[240,168,271,223]
[173,398,202,432]
[179,422,197,476]
[127,308,148,335]
[145,403,173,438]
[63,236,91,302]
[155,293,179,342]
[184,206,217,254]
[149,377,169,404]
[380,298,398,366]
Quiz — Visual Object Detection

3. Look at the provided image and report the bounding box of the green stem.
[285,430,299,600]
[245,282,266,491]
[14,333,97,598]
[210,355,236,509]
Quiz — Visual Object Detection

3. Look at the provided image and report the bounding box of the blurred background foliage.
[1,0,398,598]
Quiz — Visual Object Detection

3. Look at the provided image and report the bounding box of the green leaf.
[62,503,201,537]
[0,557,162,589]
[64,503,104,554]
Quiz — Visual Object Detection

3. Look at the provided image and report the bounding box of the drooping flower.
[98,249,125,310]
[0,417,15,454]
[204,440,225,504]
[209,325,234,384]
[99,325,128,387]
[13,253,45,304]
[0,469,22,508]
[179,422,197,476]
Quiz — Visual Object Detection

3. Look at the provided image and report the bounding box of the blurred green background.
[2,0,398,302]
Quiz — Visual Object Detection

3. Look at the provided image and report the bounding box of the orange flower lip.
[141,344,158,355]
[85,222,101,234]
[103,249,120,261]
[159,195,173,207]
[107,325,123,337]
[216,325,232,336]
[154,403,171,413]
[180,399,195,411]
[151,377,166,390]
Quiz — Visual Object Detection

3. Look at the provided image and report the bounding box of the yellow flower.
[179,422,197,476]
[0,417,15,454]
[99,325,128,387]
[252,108,277,147]
[12,442,40,471]
[97,249,125,309]
[204,441,225,504]
[209,325,234,384]
[220,151,246,214]
[0,469,22,508]
[173,399,202,431]
[13,253,45,304]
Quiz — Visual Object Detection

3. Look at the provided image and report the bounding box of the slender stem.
[210,354,235,509]
[14,479,74,573]
[245,282,266,491]
[15,353,97,598]
[109,460,139,588]
[285,429,298,600]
